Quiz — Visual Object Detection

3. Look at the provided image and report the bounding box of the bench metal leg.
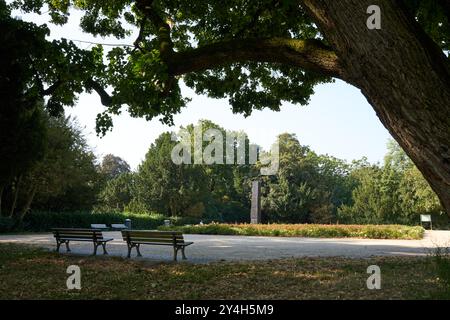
[93,242,100,256]
[173,247,179,261]
[56,241,61,253]
[181,247,187,260]
[136,244,142,257]
[127,244,132,258]
[102,242,108,255]
[65,241,71,252]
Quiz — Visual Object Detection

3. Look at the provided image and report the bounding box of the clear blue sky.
[16,8,392,169]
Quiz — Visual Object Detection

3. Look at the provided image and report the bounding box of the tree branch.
[135,0,174,57]
[42,79,63,96]
[168,38,343,79]
[86,79,113,106]
[85,38,342,106]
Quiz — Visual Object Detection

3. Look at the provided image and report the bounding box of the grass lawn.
[0,243,448,300]
[159,223,425,240]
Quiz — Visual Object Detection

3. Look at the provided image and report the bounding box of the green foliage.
[25,116,101,212]
[405,0,450,51]
[338,140,444,225]
[21,211,165,232]
[0,112,101,220]
[0,0,107,218]
[159,223,425,240]
[6,0,449,134]
[0,12,48,189]
[137,131,209,216]
[14,210,207,232]
[97,172,136,212]
[2,1,105,116]
[99,154,131,180]
[92,127,443,227]
[262,133,352,224]
[5,0,329,133]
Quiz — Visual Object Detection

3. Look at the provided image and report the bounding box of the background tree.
[338,140,444,225]
[99,154,131,180]
[0,3,47,216]
[0,0,104,219]
[138,132,209,217]
[262,133,351,223]
[15,116,100,221]
[184,120,256,221]
[97,172,135,212]
[337,165,402,224]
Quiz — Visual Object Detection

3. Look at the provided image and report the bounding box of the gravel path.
[1,231,449,263]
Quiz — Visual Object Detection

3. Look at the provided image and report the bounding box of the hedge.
[11,211,164,232]
[0,212,425,240]
[0,211,217,233]
[158,223,425,240]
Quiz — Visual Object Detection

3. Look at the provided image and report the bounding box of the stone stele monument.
[250,180,261,224]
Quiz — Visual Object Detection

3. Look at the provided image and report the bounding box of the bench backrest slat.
[111,224,127,229]
[53,228,104,240]
[121,230,184,244]
[91,224,108,229]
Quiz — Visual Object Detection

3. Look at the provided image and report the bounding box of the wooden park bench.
[52,228,113,255]
[90,224,109,230]
[111,223,128,230]
[121,230,193,261]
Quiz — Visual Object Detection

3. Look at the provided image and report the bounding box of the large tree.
[138,132,209,216]
[15,115,99,220]
[99,154,131,180]
[8,0,450,213]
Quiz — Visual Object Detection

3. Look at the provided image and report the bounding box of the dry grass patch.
[0,243,446,300]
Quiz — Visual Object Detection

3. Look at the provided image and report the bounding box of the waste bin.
[125,219,131,229]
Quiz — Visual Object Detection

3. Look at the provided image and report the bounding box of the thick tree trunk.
[0,184,4,216]
[302,0,450,214]
[14,186,36,224]
[9,175,22,217]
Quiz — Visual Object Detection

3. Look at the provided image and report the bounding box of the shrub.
[0,216,15,233]
[158,223,425,240]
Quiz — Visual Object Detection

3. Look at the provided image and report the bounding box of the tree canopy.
[3,0,450,213]
[6,0,449,132]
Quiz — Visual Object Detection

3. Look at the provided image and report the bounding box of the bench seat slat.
[53,230,103,234]
[54,232,104,237]
[125,237,184,242]
[53,228,99,231]
[57,234,103,239]
[131,241,193,246]
[55,235,104,239]
[123,232,182,238]
[123,230,182,234]
[54,232,104,236]
[58,237,113,242]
